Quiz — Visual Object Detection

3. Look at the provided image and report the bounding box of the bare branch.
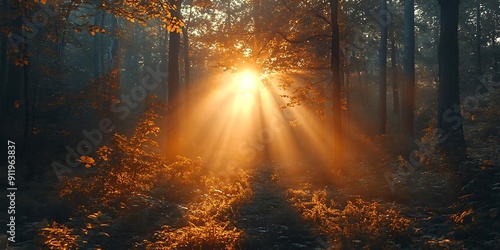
[275,31,332,44]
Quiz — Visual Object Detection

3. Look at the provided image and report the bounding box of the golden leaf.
[79,155,96,168]
[99,232,110,237]
[87,211,102,219]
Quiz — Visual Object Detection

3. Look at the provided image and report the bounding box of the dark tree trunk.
[107,11,122,123]
[109,14,120,72]
[379,0,388,135]
[402,0,415,136]
[110,14,120,73]
[494,36,500,83]
[0,0,9,118]
[330,0,343,161]
[166,0,183,158]
[182,30,190,87]
[182,4,191,111]
[389,0,399,115]
[391,41,399,114]
[475,1,482,90]
[437,0,466,155]
[92,10,102,77]
[10,0,33,177]
[6,1,23,119]
[130,22,141,87]
[99,11,105,74]
[160,22,168,101]
[340,52,345,133]
[22,43,30,148]
[345,68,350,131]
[182,26,191,125]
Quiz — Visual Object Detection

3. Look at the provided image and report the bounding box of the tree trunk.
[402,0,415,136]
[22,43,29,144]
[437,0,466,156]
[110,14,120,72]
[160,22,168,101]
[107,11,122,122]
[110,15,120,73]
[475,1,482,91]
[182,4,192,113]
[166,0,183,158]
[494,36,500,83]
[391,41,399,115]
[99,11,105,74]
[6,1,23,119]
[330,0,343,161]
[13,0,33,177]
[182,25,191,122]
[345,68,350,131]
[379,0,388,135]
[340,52,345,133]
[0,0,8,119]
[92,10,101,77]
[183,30,190,89]
[389,0,399,115]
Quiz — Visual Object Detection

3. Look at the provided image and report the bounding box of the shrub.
[140,171,253,249]
[287,188,413,249]
[39,222,79,249]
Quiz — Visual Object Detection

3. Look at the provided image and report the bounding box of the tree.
[379,0,388,135]
[389,0,399,115]
[92,9,105,77]
[330,0,343,161]
[3,0,24,120]
[474,1,482,91]
[402,0,415,136]
[166,0,183,158]
[437,0,466,156]
[0,0,8,119]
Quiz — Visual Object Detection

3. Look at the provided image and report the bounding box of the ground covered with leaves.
[1,92,499,249]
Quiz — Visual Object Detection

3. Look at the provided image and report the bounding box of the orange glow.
[179,71,336,175]
[235,69,259,94]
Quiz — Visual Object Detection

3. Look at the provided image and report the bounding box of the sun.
[236,69,259,93]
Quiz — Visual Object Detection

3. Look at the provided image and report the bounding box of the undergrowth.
[139,170,253,249]
[286,188,413,249]
[38,97,253,249]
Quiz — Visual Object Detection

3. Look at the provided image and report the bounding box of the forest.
[0,0,499,249]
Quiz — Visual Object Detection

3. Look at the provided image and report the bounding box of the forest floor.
[236,165,319,249]
[1,152,499,249]
[1,91,500,249]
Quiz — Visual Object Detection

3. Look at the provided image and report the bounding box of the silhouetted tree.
[166,0,183,158]
[330,0,343,161]
[437,0,467,156]
[402,0,415,136]
[389,0,399,115]
[475,1,482,91]
[0,0,8,119]
[379,0,388,135]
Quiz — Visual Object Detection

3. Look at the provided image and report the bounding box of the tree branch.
[275,31,332,44]
[315,13,332,26]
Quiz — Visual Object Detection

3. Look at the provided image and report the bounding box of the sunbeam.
[179,70,336,177]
